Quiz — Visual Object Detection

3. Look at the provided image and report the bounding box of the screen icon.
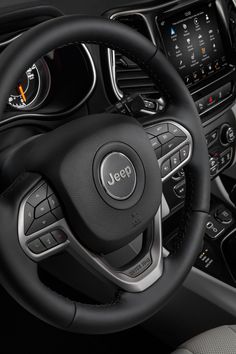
[170,27,176,36]
[201,47,206,55]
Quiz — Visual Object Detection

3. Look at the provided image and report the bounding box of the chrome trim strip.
[0,33,97,125]
[199,94,233,117]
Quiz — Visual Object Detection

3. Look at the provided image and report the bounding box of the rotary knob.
[220,124,235,146]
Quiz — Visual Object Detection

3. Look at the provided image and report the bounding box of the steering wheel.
[0,16,210,334]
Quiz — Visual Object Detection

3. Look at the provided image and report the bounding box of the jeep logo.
[107,166,132,186]
[100,152,137,200]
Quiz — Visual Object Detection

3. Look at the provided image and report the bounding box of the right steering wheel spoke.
[18,180,69,261]
[145,121,193,182]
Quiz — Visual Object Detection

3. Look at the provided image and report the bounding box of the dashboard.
[1,0,236,299]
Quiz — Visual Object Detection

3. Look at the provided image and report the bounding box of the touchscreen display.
[158,2,228,87]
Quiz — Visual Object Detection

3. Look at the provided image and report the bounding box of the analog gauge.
[8,58,51,111]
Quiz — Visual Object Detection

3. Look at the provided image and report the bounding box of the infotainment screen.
[158,2,228,87]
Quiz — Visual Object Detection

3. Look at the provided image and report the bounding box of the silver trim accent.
[18,180,163,292]
[146,121,193,182]
[199,94,233,117]
[100,152,137,200]
[67,207,163,292]
[0,33,97,125]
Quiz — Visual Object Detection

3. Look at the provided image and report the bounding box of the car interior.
[2,0,236,353]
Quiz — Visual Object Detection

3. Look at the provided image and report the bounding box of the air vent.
[109,14,159,99]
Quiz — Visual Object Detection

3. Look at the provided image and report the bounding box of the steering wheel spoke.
[66,206,163,293]
[144,120,193,182]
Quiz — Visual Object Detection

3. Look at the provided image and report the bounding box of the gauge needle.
[18,84,26,103]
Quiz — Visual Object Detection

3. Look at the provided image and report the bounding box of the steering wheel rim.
[0,15,210,334]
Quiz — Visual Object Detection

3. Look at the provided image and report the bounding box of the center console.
[105,0,236,288]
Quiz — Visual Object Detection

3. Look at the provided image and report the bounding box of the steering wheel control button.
[51,230,67,244]
[170,152,180,169]
[48,194,59,210]
[27,183,47,207]
[145,123,168,136]
[35,200,50,218]
[168,124,186,137]
[180,145,190,162]
[157,132,174,145]
[28,239,46,254]
[205,216,225,239]
[150,137,161,150]
[40,233,57,249]
[24,203,34,233]
[162,137,185,156]
[100,152,137,200]
[161,159,171,178]
[51,207,63,220]
[26,212,57,235]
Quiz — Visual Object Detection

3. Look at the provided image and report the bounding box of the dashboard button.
[40,233,57,249]
[180,145,189,161]
[28,184,47,207]
[150,137,161,150]
[162,137,185,156]
[168,124,186,137]
[195,99,205,113]
[171,152,181,170]
[145,124,168,136]
[222,83,231,98]
[26,212,57,235]
[161,160,171,178]
[205,216,225,239]
[174,182,186,199]
[35,199,50,218]
[158,132,174,145]
[208,130,218,145]
[28,239,46,254]
[52,230,67,244]
[215,207,232,224]
[24,203,34,234]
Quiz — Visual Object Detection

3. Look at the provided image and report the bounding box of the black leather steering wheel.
[0,16,210,334]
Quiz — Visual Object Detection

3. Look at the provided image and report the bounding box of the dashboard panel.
[0,36,96,124]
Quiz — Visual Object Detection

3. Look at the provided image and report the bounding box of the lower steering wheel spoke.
[67,206,163,293]
[144,120,193,182]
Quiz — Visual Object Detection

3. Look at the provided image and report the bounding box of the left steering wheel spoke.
[18,180,69,261]
[145,121,193,182]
